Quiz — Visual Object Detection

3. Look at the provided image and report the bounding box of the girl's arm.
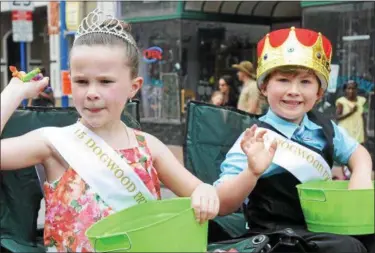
[145,133,202,197]
[145,133,219,223]
[1,131,52,170]
[1,76,51,170]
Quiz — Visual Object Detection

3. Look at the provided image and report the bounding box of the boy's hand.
[191,183,220,224]
[8,73,49,99]
[241,124,277,177]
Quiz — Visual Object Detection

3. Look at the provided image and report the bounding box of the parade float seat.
[184,101,260,242]
[0,100,140,253]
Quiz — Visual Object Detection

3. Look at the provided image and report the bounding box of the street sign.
[12,10,33,42]
[10,1,34,42]
[9,1,34,11]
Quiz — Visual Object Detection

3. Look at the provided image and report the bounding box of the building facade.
[302,1,374,137]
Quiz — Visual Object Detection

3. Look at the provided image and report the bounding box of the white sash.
[257,127,332,182]
[42,122,156,211]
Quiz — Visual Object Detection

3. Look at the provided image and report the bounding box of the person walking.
[233,61,266,115]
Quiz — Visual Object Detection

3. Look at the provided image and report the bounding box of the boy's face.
[261,69,324,124]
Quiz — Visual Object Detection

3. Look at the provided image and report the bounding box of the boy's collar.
[261,109,321,139]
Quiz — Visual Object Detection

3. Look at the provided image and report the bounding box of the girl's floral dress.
[43,130,161,252]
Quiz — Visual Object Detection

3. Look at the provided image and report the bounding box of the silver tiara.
[74,8,137,49]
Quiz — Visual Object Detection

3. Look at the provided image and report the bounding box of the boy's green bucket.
[86,198,208,252]
[296,180,374,235]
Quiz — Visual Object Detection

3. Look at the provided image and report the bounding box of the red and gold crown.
[256,27,332,90]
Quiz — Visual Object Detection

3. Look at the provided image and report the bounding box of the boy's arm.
[216,126,276,215]
[347,144,373,189]
[331,122,373,189]
[216,169,259,215]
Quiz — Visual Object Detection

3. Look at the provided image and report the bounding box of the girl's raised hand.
[8,73,49,100]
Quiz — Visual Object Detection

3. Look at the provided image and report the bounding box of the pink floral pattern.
[43,130,161,252]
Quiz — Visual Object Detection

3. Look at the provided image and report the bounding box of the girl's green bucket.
[85,198,208,252]
[296,180,374,235]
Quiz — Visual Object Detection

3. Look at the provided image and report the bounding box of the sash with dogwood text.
[256,127,332,182]
[41,122,156,211]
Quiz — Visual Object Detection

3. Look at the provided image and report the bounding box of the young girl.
[1,9,219,252]
[336,80,367,144]
[210,91,224,106]
[215,27,374,252]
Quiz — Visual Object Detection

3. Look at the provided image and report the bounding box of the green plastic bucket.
[296,180,374,235]
[86,198,208,252]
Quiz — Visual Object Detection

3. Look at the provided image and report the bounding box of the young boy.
[214,27,374,252]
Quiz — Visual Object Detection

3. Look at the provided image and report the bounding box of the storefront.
[117,1,301,143]
[302,1,374,137]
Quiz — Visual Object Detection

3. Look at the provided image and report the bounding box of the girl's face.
[70,45,143,129]
[261,69,323,124]
[345,82,357,99]
[219,79,229,94]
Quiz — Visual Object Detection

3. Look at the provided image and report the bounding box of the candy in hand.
[9,66,41,82]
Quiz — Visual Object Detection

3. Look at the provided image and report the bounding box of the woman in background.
[218,75,238,108]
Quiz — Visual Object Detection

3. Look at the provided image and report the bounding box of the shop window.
[303,2,375,130]
[181,20,269,103]
[131,20,182,123]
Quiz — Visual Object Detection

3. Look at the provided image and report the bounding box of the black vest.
[244,110,335,232]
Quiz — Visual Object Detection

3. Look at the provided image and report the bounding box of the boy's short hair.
[261,66,321,88]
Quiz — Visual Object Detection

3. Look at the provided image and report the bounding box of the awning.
[183,1,301,21]
[122,1,301,25]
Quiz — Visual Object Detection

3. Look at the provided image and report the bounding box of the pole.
[60,0,69,107]
[20,42,28,106]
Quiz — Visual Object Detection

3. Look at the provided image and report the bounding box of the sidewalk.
[37,145,183,229]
